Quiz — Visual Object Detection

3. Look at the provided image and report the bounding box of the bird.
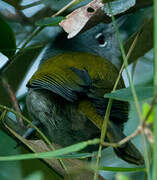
[26,20,144,165]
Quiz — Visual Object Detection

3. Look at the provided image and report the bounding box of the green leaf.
[0,16,16,58]
[104,86,153,102]
[35,17,65,27]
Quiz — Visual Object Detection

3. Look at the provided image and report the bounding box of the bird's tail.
[107,121,144,165]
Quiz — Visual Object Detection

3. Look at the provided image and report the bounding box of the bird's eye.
[95,33,107,47]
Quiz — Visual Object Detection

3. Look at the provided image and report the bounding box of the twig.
[119,94,157,146]
[52,0,79,17]
[114,93,157,146]
[0,77,24,127]
[101,141,117,147]
[118,126,142,146]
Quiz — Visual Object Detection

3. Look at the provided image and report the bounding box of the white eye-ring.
[95,33,107,47]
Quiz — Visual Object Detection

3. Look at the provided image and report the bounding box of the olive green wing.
[28,65,128,124]
[27,67,92,102]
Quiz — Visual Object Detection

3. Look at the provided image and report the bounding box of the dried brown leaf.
[59,0,104,38]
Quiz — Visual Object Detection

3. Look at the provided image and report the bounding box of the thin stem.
[19,27,44,53]
[118,127,141,146]
[94,13,140,180]
[52,0,81,17]
[110,4,151,179]
[0,77,24,127]
[112,13,143,122]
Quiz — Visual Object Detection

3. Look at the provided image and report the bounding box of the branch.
[0,77,24,127]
